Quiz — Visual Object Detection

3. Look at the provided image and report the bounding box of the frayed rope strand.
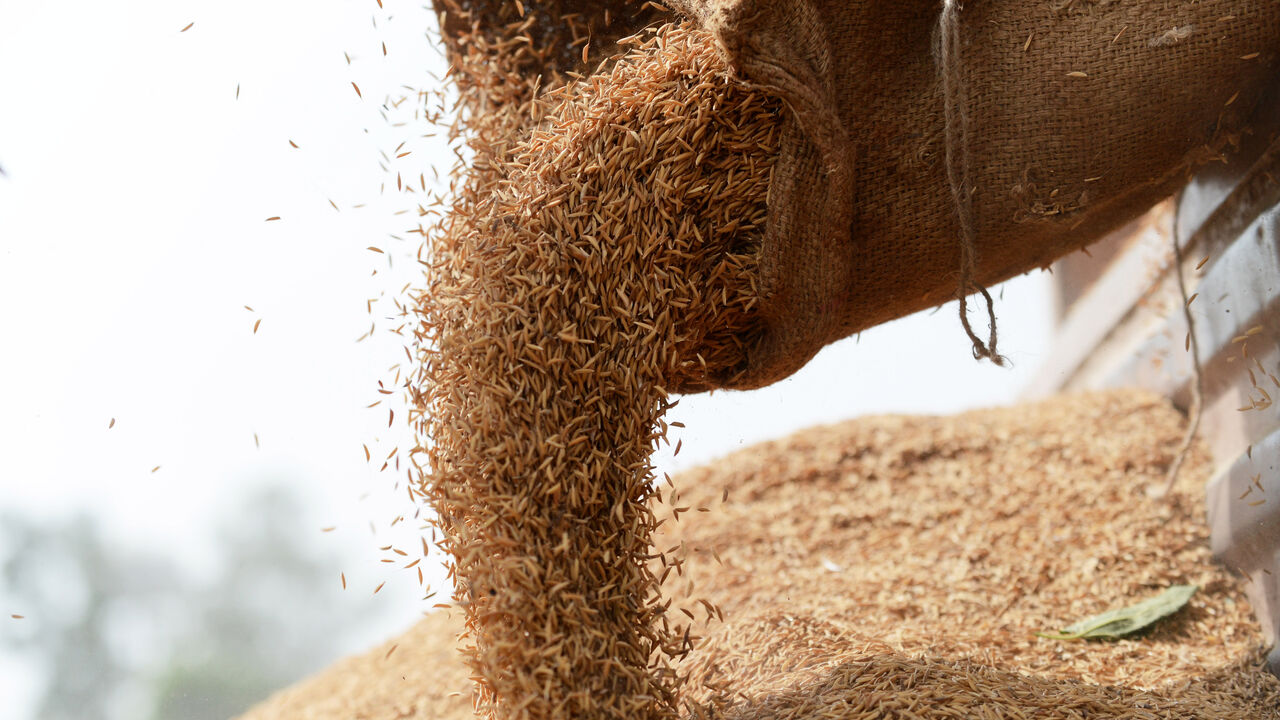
[939,0,1006,366]
[1161,196,1204,497]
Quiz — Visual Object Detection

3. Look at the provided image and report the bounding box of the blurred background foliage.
[1,482,381,720]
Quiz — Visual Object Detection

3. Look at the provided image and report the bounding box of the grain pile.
[409,19,779,720]
[362,3,1280,718]
[240,390,1280,720]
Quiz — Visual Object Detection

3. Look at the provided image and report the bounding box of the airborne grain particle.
[265,216,281,222]
[1196,254,1210,270]
[352,82,362,98]
[151,465,161,473]
[385,643,398,659]
[374,582,385,595]
[180,22,193,32]
[108,418,116,429]
[253,318,262,334]
[1241,52,1261,60]
[341,572,346,589]
[322,526,336,533]
[10,614,23,619]
[289,140,299,148]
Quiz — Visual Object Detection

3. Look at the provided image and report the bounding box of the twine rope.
[939,0,1006,365]
[1162,194,1204,497]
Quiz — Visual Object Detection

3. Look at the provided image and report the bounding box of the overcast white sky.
[0,1,1056,713]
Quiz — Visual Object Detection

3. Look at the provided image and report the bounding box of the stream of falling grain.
[410,24,780,720]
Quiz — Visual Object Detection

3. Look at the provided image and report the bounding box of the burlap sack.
[670,0,1280,389]
[434,0,1280,391]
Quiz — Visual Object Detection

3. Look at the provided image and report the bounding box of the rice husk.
[239,390,1279,720]
[397,4,1280,718]
[410,21,778,720]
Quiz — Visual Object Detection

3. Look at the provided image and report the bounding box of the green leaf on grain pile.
[1036,585,1198,641]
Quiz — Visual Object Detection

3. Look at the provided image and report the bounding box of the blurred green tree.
[0,482,378,720]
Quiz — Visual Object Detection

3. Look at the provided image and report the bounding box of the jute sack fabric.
[671,0,1280,389]
[430,1,1280,390]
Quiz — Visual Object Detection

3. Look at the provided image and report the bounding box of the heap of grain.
[410,21,779,720]
[241,390,1280,720]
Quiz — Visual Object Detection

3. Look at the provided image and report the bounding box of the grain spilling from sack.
[238,391,1280,720]
[410,22,780,720]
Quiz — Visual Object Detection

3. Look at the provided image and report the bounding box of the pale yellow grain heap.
[239,391,1280,720]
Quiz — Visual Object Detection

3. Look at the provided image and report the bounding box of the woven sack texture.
[432,1,1280,390]
[672,0,1280,387]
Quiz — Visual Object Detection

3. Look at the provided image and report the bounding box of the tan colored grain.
[238,391,1279,720]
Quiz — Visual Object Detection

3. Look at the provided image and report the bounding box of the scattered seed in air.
[373,581,385,595]
[1241,52,1260,60]
[180,22,194,32]
[368,246,384,253]
[253,432,260,448]
[1067,71,1088,78]
[10,614,23,620]
[1196,255,1210,270]
[352,82,362,98]
[236,83,240,100]
[253,319,262,334]
[265,216,281,222]
[289,140,299,148]
[322,526,336,533]
[108,418,116,429]
[151,466,161,473]
[341,572,347,589]
[385,643,398,659]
